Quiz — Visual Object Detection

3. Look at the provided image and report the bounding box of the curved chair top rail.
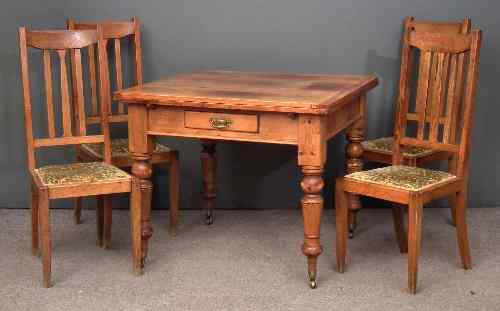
[408,31,473,54]
[68,17,138,39]
[406,16,471,33]
[24,29,98,50]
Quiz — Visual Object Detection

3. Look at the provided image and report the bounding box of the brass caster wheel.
[308,271,317,289]
[205,214,213,225]
[141,254,151,269]
[348,223,356,239]
[169,227,177,237]
[309,279,317,289]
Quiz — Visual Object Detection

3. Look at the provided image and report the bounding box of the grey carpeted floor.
[1,208,499,311]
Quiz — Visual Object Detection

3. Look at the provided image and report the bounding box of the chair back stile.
[67,17,143,128]
[18,27,112,170]
[392,29,482,180]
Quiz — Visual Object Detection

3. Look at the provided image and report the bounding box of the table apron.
[146,107,299,145]
[127,97,363,152]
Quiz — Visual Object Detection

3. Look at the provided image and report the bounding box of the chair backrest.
[398,17,471,143]
[67,17,143,127]
[392,28,482,179]
[19,27,112,170]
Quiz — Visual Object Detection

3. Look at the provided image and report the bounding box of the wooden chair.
[67,17,180,236]
[19,27,132,287]
[335,29,482,294]
[348,17,473,239]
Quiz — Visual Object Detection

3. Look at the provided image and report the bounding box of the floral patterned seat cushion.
[345,165,456,191]
[81,138,170,158]
[35,162,131,187]
[362,137,434,158]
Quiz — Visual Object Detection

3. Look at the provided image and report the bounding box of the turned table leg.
[131,156,153,273]
[345,107,365,239]
[200,139,217,225]
[301,166,324,289]
[298,115,326,288]
[128,104,154,274]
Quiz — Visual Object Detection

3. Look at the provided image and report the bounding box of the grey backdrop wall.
[2,0,499,210]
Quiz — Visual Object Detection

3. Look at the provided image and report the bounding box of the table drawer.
[184,111,259,133]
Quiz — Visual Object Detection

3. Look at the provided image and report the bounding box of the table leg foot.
[348,210,357,239]
[205,210,214,225]
[308,257,318,289]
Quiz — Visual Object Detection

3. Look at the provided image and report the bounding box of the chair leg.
[168,151,180,236]
[103,196,113,249]
[31,188,39,256]
[392,205,408,253]
[448,156,458,226]
[455,190,472,269]
[39,190,51,288]
[74,156,83,225]
[335,180,349,273]
[96,196,104,247]
[449,195,457,227]
[408,198,423,294]
[74,198,83,225]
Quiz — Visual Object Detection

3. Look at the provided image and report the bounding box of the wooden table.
[115,71,378,288]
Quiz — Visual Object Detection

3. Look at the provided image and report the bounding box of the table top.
[114,71,377,115]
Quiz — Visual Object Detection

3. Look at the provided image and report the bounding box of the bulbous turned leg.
[346,121,364,239]
[301,166,324,289]
[201,140,217,225]
[131,158,153,272]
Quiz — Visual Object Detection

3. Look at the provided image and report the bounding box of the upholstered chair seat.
[362,137,434,158]
[346,165,457,191]
[81,138,170,158]
[35,162,130,187]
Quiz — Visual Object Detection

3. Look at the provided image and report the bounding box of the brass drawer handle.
[209,117,233,130]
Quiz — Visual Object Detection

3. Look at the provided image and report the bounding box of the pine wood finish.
[115,70,378,287]
[19,27,133,287]
[352,17,472,239]
[335,29,482,294]
[67,17,180,236]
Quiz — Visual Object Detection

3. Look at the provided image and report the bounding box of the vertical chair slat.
[98,35,113,163]
[57,49,72,137]
[449,52,467,144]
[114,38,124,114]
[88,44,98,117]
[429,53,450,142]
[71,48,86,136]
[43,50,56,138]
[443,54,458,143]
[415,51,432,139]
